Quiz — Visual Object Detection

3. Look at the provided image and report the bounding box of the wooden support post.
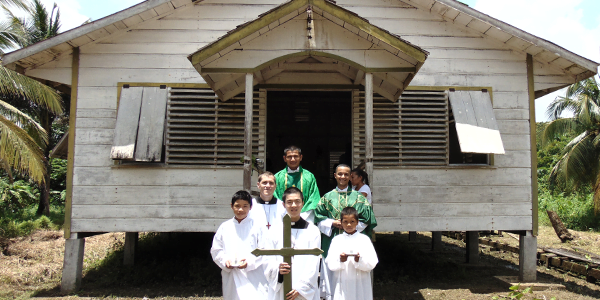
[431,231,442,251]
[408,231,417,241]
[526,54,538,237]
[64,47,79,238]
[466,231,479,264]
[519,230,537,282]
[123,232,138,266]
[365,73,374,190]
[61,235,85,292]
[243,73,254,191]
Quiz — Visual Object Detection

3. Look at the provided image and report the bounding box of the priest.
[315,164,377,300]
[274,145,320,223]
[264,187,322,300]
[249,171,287,230]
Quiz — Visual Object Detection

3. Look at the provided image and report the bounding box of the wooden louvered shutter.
[353,90,449,167]
[166,87,265,166]
[399,90,449,166]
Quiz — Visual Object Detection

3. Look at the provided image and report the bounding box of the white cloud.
[472,0,600,121]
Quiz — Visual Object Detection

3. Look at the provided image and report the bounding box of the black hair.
[341,206,359,221]
[335,164,351,173]
[283,145,302,156]
[231,190,252,207]
[282,187,304,202]
[351,168,369,186]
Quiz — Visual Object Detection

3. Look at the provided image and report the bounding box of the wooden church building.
[2,0,598,291]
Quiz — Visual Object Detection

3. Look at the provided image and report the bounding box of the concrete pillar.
[123,232,138,266]
[431,231,442,251]
[408,231,417,241]
[466,231,479,264]
[61,236,85,293]
[519,230,537,282]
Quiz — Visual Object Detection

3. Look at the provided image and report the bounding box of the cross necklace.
[264,204,272,229]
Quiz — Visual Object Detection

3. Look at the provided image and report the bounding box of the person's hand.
[238,259,248,269]
[225,260,235,269]
[286,289,300,300]
[354,253,360,262]
[333,220,342,229]
[279,262,291,275]
[340,252,348,262]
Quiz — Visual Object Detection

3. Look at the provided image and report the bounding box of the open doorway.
[266,91,352,195]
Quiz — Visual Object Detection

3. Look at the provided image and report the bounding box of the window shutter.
[353,90,449,167]
[399,90,449,166]
[111,86,168,162]
[166,87,265,166]
[448,90,505,154]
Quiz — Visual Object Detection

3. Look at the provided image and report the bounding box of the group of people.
[210,146,378,300]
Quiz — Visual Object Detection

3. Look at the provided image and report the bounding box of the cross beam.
[252,215,323,297]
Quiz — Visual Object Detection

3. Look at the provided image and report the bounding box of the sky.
[13,0,600,121]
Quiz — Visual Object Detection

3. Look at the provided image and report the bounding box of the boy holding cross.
[210,190,268,299]
[264,187,321,300]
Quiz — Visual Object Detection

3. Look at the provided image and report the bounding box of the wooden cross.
[252,214,323,297]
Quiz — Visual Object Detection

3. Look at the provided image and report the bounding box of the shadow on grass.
[33,231,600,299]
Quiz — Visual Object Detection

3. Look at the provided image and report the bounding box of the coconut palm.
[541,76,600,213]
[0,0,62,185]
[1,0,63,215]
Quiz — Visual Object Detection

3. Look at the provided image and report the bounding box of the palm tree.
[541,76,600,213]
[0,0,63,215]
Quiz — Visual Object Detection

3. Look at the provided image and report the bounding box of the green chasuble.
[314,189,377,257]
[274,166,320,213]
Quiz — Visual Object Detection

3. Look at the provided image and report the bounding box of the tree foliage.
[541,76,600,214]
[0,0,63,184]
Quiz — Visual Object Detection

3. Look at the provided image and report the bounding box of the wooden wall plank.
[73,185,241,205]
[373,168,531,186]
[375,185,531,204]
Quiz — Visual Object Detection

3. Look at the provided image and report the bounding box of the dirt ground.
[1,226,599,300]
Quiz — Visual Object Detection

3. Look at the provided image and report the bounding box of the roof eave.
[1,0,174,66]
[435,0,599,73]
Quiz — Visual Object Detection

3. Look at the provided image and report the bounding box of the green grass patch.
[538,189,599,231]
[0,204,64,238]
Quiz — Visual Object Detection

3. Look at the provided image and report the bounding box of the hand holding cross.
[252,214,323,298]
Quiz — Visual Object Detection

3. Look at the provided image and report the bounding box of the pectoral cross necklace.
[264,204,272,229]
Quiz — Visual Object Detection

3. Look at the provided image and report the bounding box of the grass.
[538,189,600,232]
[0,204,64,238]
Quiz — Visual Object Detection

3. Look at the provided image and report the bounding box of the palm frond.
[542,117,577,147]
[0,114,46,183]
[547,96,578,120]
[0,0,28,10]
[0,66,63,114]
[0,99,47,145]
[550,132,600,191]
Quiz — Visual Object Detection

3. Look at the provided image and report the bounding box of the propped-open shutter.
[448,90,505,154]
[166,87,265,166]
[111,86,168,161]
[353,90,449,167]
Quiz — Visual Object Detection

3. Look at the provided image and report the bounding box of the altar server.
[264,187,321,300]
[210,190,268,299]
[249,171,287,230]
[325,207,378,300]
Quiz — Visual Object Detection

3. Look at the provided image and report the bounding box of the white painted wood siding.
[22,0,567,232]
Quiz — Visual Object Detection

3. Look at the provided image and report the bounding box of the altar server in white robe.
[249,171,287,230]
[264,187,321,300]
[211,190,269,299]
[325,207,378,300]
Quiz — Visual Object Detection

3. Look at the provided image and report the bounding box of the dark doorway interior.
[266,91,352,195]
